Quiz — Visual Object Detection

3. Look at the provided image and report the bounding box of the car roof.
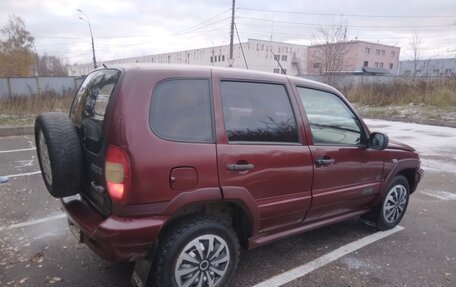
[95,63,337,93]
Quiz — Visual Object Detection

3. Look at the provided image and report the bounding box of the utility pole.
[228,0,235,67]
[33,44,40,76]
[77,9,97,69]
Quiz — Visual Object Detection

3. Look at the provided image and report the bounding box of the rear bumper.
[62,196,167,262]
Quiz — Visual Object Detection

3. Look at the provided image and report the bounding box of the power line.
[237,16,455,29]
[238,7,456,18]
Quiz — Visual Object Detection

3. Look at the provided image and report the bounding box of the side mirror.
[369,132,389,150]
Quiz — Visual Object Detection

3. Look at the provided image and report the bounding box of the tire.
[363,175,410,231]
[35,112,83,198]
[149,214,240,287]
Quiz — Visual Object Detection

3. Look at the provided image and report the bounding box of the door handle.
[315,157,335,166]
[226,163,254,171]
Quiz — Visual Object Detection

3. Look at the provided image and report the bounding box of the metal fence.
[0,76,85,99]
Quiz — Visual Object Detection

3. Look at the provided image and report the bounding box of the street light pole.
[77,9,97,69]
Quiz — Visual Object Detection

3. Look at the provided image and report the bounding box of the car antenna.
[102,64,107,68]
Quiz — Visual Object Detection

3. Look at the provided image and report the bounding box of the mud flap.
[131,257,153,287]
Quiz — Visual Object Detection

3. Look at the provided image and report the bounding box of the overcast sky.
[1,0,455,65]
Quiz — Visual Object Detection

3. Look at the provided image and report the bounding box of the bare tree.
[37,54,69,76]
[311,20,349,86]
[0,15,35,77]
[410,32,421,77]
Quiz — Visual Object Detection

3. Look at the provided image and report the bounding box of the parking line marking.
[253,225,405,287]
[0,214,66,231]
[3,170,41,178]
[0,147,36,153]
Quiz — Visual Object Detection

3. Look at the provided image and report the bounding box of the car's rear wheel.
[149,214,239,287]
[35,112,83,198]
[363,175,410,230]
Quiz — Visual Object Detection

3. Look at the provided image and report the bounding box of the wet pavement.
[0,119,455,286]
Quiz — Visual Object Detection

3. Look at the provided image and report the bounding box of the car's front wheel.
[364,175,410,230]
[150,214,240,287]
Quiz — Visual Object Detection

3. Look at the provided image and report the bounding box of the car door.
[295,87,384,223]
[213,74,313,234]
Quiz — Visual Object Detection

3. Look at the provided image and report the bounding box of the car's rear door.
[213,72,313,234]
[69,69,121,216]
[294,86,384,223]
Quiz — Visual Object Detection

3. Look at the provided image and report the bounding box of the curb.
[0,126,34,137]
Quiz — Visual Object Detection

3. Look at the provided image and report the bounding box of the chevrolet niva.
[35,64,422,287]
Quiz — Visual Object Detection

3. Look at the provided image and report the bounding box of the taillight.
[105,145,131,204]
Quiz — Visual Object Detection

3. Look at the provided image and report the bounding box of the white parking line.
[0,147,36,154]
[3,170,41,178]
[0,214,66,231]
[253,226,404,287]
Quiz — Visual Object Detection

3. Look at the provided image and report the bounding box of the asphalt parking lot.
[0,119,455,287]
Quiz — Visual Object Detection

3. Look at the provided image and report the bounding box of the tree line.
[0,15,68,77]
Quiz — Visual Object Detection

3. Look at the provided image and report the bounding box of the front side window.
[150,79,213,142]
[297,88,365,146]
[221,81,298,143]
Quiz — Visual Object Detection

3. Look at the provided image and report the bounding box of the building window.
[313,62,321,69]
[433,69,440,74]
[281,55,287,61]
[218,55,221,62]
[389,63,393,69]
[381,50,385,56]
[391,51,395,57]
[273,68,280,73]
[380,62,384,68]
[445,69,453,75]
[281,69,287,74]
[274,55,280,61]
[365,47,370,55]
[375,62,379,68]
[363,61,368,67]
[210,56,213,63]
[416,69,422,75]
[405,70,411,75]
[376,49,380,55]
[222,55,225,61]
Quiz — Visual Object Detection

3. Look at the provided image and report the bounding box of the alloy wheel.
[383,184,408,224]
[174,234,230,287]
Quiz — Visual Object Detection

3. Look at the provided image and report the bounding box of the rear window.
[70,69,120,153]
[149,79,213,142]
[70,69,120,125]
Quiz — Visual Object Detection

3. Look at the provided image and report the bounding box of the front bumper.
[62,195,167,262]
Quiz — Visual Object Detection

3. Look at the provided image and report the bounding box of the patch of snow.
[421,190,456,201]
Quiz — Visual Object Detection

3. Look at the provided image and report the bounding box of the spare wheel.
[35,112,83,198]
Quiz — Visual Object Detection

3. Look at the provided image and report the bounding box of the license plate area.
[68,221,82,243]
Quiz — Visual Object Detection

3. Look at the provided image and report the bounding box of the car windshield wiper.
[311,123,360,134]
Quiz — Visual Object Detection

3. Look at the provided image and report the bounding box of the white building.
[68,39,308,76]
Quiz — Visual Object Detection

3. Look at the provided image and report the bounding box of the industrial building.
[399,58,456,76]
[307,41,401,75]
[68,39,308,76]
[69,39,401,77]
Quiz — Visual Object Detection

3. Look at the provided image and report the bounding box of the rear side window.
[220,81,298,143]
[70,69,120,153]
[150,79,213,142]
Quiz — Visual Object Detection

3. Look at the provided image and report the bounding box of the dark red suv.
[35,64,422,287]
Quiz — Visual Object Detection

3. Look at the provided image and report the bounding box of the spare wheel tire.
[35,112,83,198]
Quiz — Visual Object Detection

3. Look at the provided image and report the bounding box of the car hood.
[388,140,415,152]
